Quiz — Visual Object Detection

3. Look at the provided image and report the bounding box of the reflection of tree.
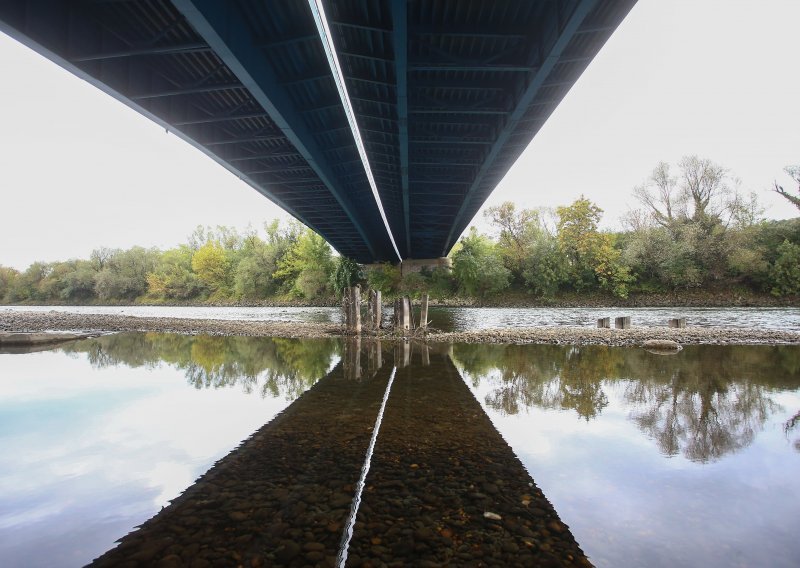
[783,410,800,453]
[453,344,621,420]
[453,343,799,462]
[623,347,786,463]
[62,332,339,400]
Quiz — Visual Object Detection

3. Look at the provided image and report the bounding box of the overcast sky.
[1,0,798,270]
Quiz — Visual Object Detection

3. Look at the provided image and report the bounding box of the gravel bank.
[430,326,800,346]
[0,310,340,338]
[2,310,798,345]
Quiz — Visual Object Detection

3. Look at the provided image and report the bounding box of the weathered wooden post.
[368,290,383,332]
[669,318,686,328]
[597,317,611,328]
[342,288,351,332]
[375,290,383,331]
[366,289,374,332]
[403,296,412,331]
[615,316,631,329]
[350,285,361,334]
[394,296,411,333]
[420,293,429,332]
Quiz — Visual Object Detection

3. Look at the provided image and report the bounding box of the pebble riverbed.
[1,310,798,346]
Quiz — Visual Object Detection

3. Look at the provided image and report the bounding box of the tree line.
[1,156,798,304]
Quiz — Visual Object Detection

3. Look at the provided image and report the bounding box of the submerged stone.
[643,339,682,352]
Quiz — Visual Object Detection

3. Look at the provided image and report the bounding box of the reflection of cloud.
[148,462,195,508]
[0,342,322,566]
[472,379,800,568]
[95,386,292,506]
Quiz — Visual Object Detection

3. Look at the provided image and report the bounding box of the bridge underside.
[0,0,636,263]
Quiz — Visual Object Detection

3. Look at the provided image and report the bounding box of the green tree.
[629,156,766,289]
[59,260,98,301]
[769,240,800,296]
[147,246,204,300]
[274,229,334,299]
[191,241,231,298]
[557,197,631,296]
[483,202,539,281]
[94,247,159,301]
[521,232,568,297]
[6,262,51,302]
[330,256,363,298]
[234,241,277,300]
[366,262,401,294]
[451,228,510,300]
[428,267,455,298]
[0,266,19,302]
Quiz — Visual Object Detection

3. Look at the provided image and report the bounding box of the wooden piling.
[342,291,349,332]
[420,293,429,331]
[615,316,631,329]
[669,317,686,328]
[597,317,610,328]
[403,296,412,331]
[374,290,382,329]
[349,285,361,334]
[366,290,374,332]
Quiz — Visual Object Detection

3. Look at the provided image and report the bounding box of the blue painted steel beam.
[170,0,378,260]
[173,112,272,126]
[71,42,210,61]
[442,0,599,254]
[391,0,410,257]
[130,82,244,100]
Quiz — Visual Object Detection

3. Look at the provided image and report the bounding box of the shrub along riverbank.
[1,157,799,307]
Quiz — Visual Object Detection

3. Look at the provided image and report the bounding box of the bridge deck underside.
[0,0,636,263]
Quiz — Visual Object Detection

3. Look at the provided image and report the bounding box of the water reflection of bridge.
[90,339,589,567]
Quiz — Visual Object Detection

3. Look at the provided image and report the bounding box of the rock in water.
[642,339,682,353]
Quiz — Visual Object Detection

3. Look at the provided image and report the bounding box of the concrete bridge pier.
[399,257,452,276]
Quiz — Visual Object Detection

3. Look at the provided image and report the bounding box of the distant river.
[3,304,800,332]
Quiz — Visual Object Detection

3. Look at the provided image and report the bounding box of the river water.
[1,333,798,566]
[3,304,800,331]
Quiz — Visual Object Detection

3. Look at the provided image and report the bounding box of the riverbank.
[2,310,799,346]
[3,289,797,309]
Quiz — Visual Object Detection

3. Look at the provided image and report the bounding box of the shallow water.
[4,304,800,332]
[0,334,340,566]
[453,343,800,567]
[1,334,798,566]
